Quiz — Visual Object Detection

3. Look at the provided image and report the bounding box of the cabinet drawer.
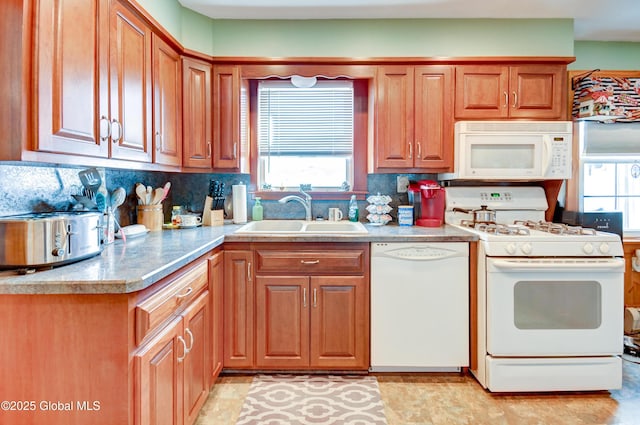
[136,261,208,344]
[255,250,365,274]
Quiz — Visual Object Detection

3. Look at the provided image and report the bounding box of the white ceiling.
[179,0,640,42]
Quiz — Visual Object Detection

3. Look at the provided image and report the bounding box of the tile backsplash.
[0,163,436,224]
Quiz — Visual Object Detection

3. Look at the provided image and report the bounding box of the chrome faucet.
[278,190,313,221]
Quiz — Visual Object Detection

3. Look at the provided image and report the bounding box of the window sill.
[252,190,368,201]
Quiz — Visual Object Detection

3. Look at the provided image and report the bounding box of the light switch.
[396,175,409,193]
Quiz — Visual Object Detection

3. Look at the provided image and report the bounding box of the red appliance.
[408,180,445,227]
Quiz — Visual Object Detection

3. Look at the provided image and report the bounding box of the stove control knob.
[51,247,65,257]
[599,243,610,254]
[583,243,594,255]
[521,243,532,255]
[506,243,517,255]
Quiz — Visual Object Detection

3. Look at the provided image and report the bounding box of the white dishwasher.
[370,242,469,372]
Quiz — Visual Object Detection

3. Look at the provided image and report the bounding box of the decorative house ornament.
[571,70,640,122]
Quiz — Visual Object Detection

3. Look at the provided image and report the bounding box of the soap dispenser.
[348,195,359,222]
[252,197,264,221]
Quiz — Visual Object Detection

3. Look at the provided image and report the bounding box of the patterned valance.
[571,70,640,122]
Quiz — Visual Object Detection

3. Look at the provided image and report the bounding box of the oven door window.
[514,281,601,329]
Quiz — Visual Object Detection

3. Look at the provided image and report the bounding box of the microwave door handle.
[542,136,552,175]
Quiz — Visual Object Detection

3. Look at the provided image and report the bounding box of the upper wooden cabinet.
[152,34,182,166]
[213,65,249,172]
[109,2,153,162]
[454,64,567,120]
[34,0,110,158]
[374,65,454,172]
[183,58,213,169]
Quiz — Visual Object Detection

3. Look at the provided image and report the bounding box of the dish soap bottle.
[348,195,359,222]
[252,197,263,221]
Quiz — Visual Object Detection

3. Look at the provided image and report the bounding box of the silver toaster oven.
[0,211,103,269]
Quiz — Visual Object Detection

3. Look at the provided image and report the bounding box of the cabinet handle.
[99,116,111,141]
[303,288,307,308]
[313,288,317,308]
[247,262,252,281]
[416,142,421,159]
[233,142,237,160]
[177,336,188,363]
[155,132,162,151]
[184,328,194,352]
[512,91,518,108]
[207,142,212,158]
[175,286,193,300]
[408,143,412,159]
[300,260,320,265]
[503,91,508,108]
[111,119,122,142]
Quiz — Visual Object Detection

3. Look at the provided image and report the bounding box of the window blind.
[257,80,354,156]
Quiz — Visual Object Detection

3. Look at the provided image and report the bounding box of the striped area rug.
[236,374,388,425]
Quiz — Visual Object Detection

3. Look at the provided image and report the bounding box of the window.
[578,121,640,234]
[256,79,354,191]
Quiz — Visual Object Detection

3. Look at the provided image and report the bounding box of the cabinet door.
[213,65,241,170]
[135,316,183,425]
[35,0,109,157]
[208,251,224,381]
[152,34,182,166]
[182,292,209,425]
[414,65,454,171]
[309,276,369,370]
[183,58,212,169]
[509,65,565,119]
[375,66,414,168]
[109,2,152,162]
[256,276,310,368]
[454,65,509,119]
[223,250,254,368]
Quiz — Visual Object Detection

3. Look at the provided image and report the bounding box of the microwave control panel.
[548,135,572,178]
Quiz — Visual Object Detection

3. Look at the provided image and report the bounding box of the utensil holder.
[137,204,163,231]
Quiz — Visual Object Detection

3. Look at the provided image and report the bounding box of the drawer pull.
[177,336,188,363]
[184,328,194,351]
[176,287,193,299]
[300,260,320,265]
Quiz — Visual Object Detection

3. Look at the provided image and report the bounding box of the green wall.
[208,19,573,57]
[136,0,640,70]
[571,41,640,70]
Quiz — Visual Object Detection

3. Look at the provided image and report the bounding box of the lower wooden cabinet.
[0,253,216,425]
[225,242,370,371]
[256,275,368,370]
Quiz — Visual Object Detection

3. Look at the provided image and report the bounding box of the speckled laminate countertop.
[0,223,476,295]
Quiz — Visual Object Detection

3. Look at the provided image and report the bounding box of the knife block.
[203,196,224,226]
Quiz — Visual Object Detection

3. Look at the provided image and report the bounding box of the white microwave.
[439,121,573,181]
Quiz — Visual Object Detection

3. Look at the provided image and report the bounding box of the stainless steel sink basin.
[234,220,368,235]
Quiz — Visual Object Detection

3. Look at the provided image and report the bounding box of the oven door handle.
[490,258,625,272]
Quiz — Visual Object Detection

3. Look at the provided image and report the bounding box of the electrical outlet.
[396,175,409,193]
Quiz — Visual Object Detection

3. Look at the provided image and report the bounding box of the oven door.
[486,257,624,356]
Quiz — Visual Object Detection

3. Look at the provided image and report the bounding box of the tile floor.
[195,359,640,425]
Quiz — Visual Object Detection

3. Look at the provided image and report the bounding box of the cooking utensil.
[110,187,126,210]
[135,183,147,204]
[78,168,102,196]
[150,187,164,205]
[146,186,152,205]
[161,182,171,203]
[72,194,97,210]
[453,205,496,223]
[95,192,107,213]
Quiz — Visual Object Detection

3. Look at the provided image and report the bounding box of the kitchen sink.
[234,220,368,235]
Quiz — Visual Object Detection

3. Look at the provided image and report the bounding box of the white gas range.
[445,186,625,393]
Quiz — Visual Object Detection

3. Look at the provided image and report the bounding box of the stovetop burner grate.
[514,220,597,236]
